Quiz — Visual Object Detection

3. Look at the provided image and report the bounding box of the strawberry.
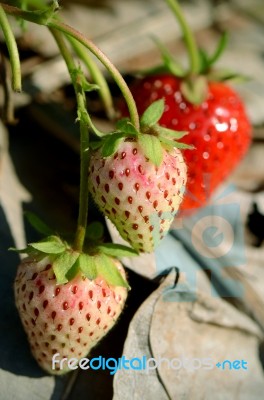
[89,100,189,252]
[119,76,251,213]
[117,0,252,214]
[13,235,133,375]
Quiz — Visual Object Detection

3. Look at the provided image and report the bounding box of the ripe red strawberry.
[120,75,251,213]
[117,0,252,214]
[88,99,190,252]
[13,236,131,375]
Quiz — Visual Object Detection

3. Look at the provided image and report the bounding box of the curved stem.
[49,19,139,129]
[73,118,90,252]
[50,27,89,252]
[165,0,200,75]
[0,2,140,130]
[0,5,21,91]
[67,36,116,121]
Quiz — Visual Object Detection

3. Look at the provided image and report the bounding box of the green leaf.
[138,134,163,166]
[101,133,125,157]
[140,99,165,127]
[174,142,195,150]
[29,236,66,254]
[116,118,130,130]
[95,254,130,288]
[152,36,185,77]
[208,69,250,83]
[198,48,209,73]
[116,119,139,136]
[90,140,103,150]
[86,222,104,241]
[76,253,97,280]
[180,76,208,105]
[157,126,188,140]
[207,32,228,66]
[159,136,194,150]
[97,243,138,257]
[24,211,53,236]
[53,251,80,284]
[9,246,34,254]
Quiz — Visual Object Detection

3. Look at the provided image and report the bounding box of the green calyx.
[11,235,136,288]
[90,99,193,166]
[147,32,243,105]
[142,0,248,105]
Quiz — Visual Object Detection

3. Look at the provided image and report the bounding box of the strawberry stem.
[50,28,89,252]
[49,19,140,129]
[0,5,21,91]
[0,2,140,131]
[67,36,116,121]
[165,0,200,75]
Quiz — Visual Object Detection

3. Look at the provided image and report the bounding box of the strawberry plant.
[118,0,252,215]
[0,0,189,373]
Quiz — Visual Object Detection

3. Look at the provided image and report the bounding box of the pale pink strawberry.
[14,255,127,375]
[89,140,187,253]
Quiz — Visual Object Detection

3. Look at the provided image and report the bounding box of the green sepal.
[152,36,185,77]
[90,140,103,150]
[97,243,138,258]
[66,259,80,281]
[29,236,66,254]
[157,126,188,140]
[207,32,228,67]
[71,67,99,92]
[174,142,194,150]
[95,254,130,288]
[53,250,80,284]
[116,119,140,136]
[140,99,165,127]
[207,69,250,83]
[198,48,209,73]
[159,136,194,150]
[180,76,208,105]
[9,246,36,254]
[138,134,163,166]
[24,211,53,236]
[101,133,126,157]
[86,221,104,241]
[116,118,129,130]
[75,253,97,280]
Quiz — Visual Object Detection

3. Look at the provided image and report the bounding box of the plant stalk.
[67,36,115,121]
[0,2,140,129]
[165,0,200,75]
[50,28,89,252]
[0,5,21,91]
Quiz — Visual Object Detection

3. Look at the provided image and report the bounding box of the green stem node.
[67,36,115,120]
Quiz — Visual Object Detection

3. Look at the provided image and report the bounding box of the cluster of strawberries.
[13,0,251,376]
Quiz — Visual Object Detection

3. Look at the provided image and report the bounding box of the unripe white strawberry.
[89,140,187,252]
[14,242,130,375]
